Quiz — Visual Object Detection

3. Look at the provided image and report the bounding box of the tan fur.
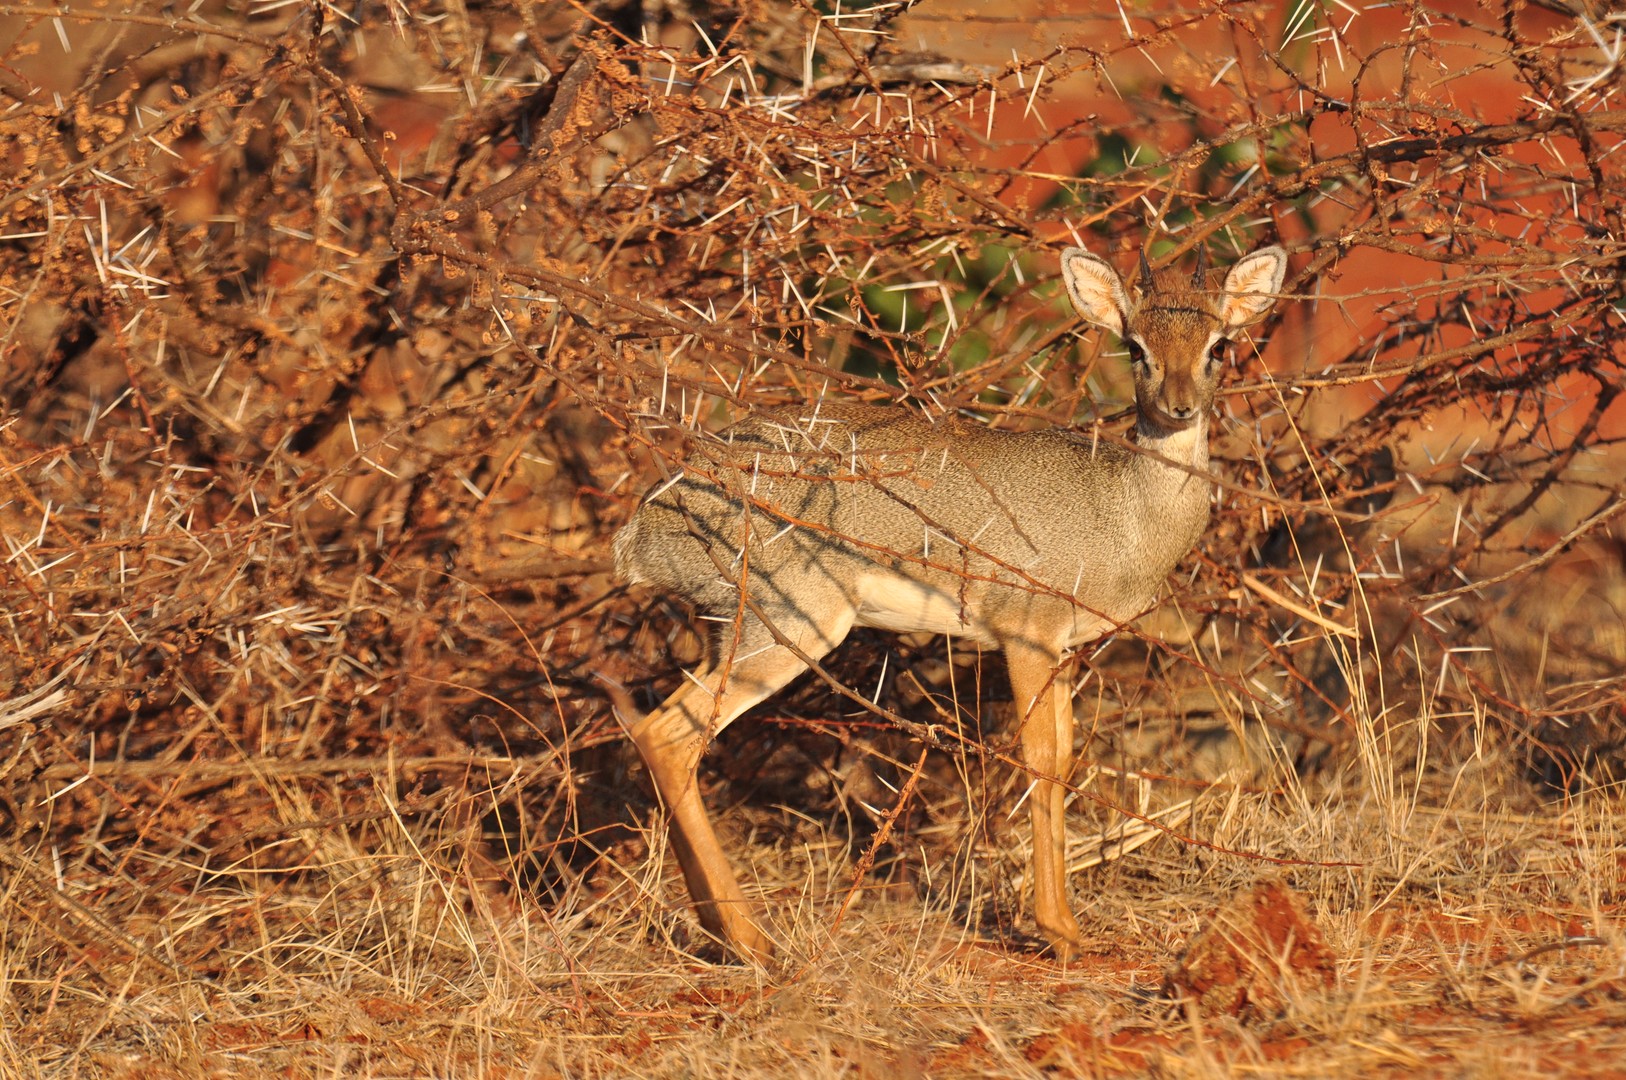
[613,245,1289,962]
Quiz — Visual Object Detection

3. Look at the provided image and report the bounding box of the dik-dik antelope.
[613,244,1289,962]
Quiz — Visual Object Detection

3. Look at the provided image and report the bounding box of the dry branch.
[1,1,1624,1066]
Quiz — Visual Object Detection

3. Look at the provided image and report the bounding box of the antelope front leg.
[1006,644,1086,958]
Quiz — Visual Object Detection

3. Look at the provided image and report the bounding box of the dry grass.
[2,726,1622,1077]
[3,0,1625,1075]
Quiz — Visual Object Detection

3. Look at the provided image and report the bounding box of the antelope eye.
[1208,339,1229,364]
[1125,340,1146,365]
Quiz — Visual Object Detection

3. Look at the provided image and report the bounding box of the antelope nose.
[1168,402,1196,419]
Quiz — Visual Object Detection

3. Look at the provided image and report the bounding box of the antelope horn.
[1191,244,1208,284]
[1137,250,1154,289]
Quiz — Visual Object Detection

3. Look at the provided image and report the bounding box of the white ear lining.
[1220,246,1288,329]
[1060,248,1129,336]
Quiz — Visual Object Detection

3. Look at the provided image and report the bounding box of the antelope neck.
[1130,414,1211,477]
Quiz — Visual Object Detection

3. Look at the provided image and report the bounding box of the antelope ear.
[1060,248,1130,336]
[1220,247,1288,329]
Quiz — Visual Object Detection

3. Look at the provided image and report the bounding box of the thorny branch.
[1,0,1624,918]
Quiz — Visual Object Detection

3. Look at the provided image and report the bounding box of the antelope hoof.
[707,907,775,965]
[1045,932,1086,963]
[1038,914,1088,963]
[730,927,775,966]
